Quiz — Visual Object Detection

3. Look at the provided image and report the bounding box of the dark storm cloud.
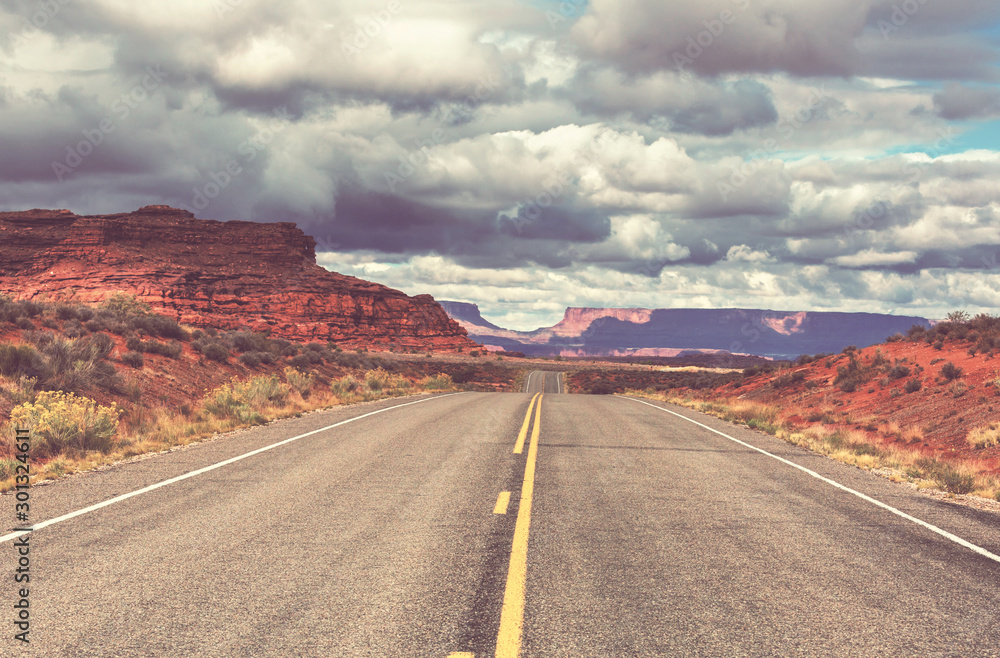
[1,0,1000,322]
[563,71,778,136]
[933,83,1000,120]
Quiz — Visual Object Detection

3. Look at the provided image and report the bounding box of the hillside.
[600,314,1000,502]
[0,205,477,352]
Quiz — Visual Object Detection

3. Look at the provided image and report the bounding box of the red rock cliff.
[0,205,478,351]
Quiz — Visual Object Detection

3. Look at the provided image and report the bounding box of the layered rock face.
[0,205,477,351]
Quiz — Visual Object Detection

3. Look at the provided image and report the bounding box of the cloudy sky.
[2,0,1000,329]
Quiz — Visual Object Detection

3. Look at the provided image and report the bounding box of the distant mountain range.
[440,302,931,359]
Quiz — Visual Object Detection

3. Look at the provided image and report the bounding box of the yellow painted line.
[496,394,542,658]
[513,393,539,454]
[493,491,511,515]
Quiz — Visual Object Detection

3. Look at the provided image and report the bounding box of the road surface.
[2,372,999,656]
[523,370,562,394]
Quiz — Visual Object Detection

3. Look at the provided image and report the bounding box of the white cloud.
[725,244,774,263]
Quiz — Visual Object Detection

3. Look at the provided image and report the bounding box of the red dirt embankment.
[703,339,1000,474]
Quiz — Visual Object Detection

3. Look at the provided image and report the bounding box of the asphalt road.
[524,370,562,394]
[2,373,999,656]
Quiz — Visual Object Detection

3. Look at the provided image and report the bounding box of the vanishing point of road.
[2,370,998,656]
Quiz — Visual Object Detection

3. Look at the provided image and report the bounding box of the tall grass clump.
[420,373,454,390]
[283,366,314,398]
[330,374,360,398]
[9,391,122,456]
[202,376,290,424]
[968,423,1000,449]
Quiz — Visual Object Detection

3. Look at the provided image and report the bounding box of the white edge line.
[0,392,466,544]
[622,395,1000,566]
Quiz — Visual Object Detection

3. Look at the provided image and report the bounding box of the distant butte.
[0,206,478,351]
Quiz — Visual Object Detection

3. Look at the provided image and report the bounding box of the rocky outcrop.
[441,302,930,359]
[0,205,478,351]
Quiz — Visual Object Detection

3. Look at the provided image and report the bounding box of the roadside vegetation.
[625,389,998,501]
[0,294,500,491]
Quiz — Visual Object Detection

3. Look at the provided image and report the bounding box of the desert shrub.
[202,375,289,423]
[121,351,144,368]
[255,351,275,365]
[834,355,871,392]
[933,340,944,350]
[743,364,776,377]
[227,331,270,353]
[940,362,962,381]
[2,375,37,406]
[903,378,922,393]
[588,378,616,394]
[420,374,454,390]
[914,458,975,494]
[125,334,182,359]
[887,364,911,380]
[101,293,153,317]
[238,352,261,367]
[10,391,122,456]
[128,315,187,340]
[450,365,477,384]
[290,354,311,369]
[363,368,410,395]
[0,296,41,323]
[331,375,359,397]
[54,304,79,320]
[7,333,120,391]
[202,342,230,363]
[772,371,806,388]
[0,343,45,378]
[968,423,1000,449]
[144,340,182,359]
[283,367,314,398]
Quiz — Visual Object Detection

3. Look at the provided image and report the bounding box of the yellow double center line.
[513,393,539,455]
[496,394,543,658]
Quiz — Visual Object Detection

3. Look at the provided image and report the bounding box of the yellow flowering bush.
[363,368,410,394]
[283,367,314,398]
[10,391,122,456]
[202,375,290,423]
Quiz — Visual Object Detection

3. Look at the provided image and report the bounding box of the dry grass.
[968,423,1000,449]
[0,369,457,492]
[625,389,1000,501]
